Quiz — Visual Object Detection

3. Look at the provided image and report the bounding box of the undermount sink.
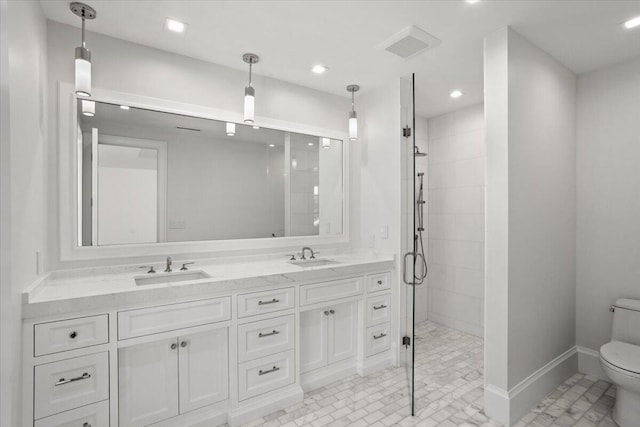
[288,259,340,268]
[134,270,211,286]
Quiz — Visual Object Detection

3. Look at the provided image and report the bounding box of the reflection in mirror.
[77,100,343,246]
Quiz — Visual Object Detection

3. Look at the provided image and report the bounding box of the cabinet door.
[119,338,179,426]
[300,308,328,373]
[328,301,358,364]
[178,328,229,413]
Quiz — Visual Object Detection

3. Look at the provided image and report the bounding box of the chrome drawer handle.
[373,304,387,310]
[373,333,387,340]
[55,372,91,386]
[258,298,280,305]
[258,330,280,338]
[259,366,280,376]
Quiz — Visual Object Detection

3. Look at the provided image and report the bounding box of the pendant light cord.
[351,91,355,112]
[81,11,86,48]
[248,62,253,87]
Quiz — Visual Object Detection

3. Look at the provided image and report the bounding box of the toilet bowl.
[600,341,640,427]
[600,298,640,427]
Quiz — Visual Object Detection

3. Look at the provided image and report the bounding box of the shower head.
[414,146,427,157]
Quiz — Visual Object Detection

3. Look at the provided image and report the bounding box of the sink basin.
[288,259,340,268]
[134,270,211,286]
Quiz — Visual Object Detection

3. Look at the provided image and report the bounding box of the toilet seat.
[600,341,640,377]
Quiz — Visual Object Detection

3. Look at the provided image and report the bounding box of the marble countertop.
[22,252,396,319]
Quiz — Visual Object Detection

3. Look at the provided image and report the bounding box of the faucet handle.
[286,254,296,261]
[310,251,319,259]
[140,266,156,274]
[180,262,195,271]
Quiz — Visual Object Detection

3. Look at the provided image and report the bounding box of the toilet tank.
[612,298,640,345]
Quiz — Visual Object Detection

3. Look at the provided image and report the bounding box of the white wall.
[426,103,485,336]
[485,28,577,425]
[0,1,48,426]
[46,21,349,269]
[575,58,640,366]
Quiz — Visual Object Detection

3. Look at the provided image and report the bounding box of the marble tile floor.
[235,321,616,427]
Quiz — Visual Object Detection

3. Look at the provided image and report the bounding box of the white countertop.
[22,253,396,318]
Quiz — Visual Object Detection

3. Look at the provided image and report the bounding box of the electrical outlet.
[368,235,375,248]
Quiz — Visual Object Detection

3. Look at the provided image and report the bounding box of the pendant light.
[70,2,96,98]
[243,53,259,124]
[346,84,360,141]
[321,137,331,149]
[226,122,236,136]
[81,100,95,116]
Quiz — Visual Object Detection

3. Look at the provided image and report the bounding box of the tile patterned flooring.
[237,321,617,427]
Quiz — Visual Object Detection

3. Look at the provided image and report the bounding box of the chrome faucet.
[300,247,316,260]
[165,256,172,273]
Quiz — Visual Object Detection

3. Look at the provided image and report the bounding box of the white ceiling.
[42,1,640,118]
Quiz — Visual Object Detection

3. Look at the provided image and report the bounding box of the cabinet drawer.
[238,350,295,401]
[366,272,391,293]
[118,297,230,339]
[366,323,391,357]
[299,277,363,306]
[34,399,109,427]
[237,288,294,318]
[34,352,110,420]
[366,294,391,326]
[238,315,294,362]
[35,315,109,357]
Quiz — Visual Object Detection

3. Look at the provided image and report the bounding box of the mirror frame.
[58,82,349,261]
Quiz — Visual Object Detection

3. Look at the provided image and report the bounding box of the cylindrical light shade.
[244,86,255,124]
[349,111,358,141]
[321,137,331,149]
[81,100,95,116]
[75,46,91,97]
[226,122,236,136]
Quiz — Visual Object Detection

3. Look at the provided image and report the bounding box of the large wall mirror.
[74,98,345,248]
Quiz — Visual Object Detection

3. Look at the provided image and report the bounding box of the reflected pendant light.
[226,122,236,136]
[321,137,331,149]
[70,2,96,98]
[243,53,259,124]
[346,84,360,141]
[81,99,95,116]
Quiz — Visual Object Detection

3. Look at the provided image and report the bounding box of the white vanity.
[21,254,396,427]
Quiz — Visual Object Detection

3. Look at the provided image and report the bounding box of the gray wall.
[576,58,640,352]
[1,2,48,426]
[485,27,577,425]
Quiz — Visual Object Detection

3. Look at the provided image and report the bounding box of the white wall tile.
[455,157,485,187]
[428,214,456,240]
[456,214,485,242]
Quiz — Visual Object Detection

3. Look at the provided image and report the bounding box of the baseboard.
[356,350,393,376]
[300,358,357,391]
[485,346,578,426]
[577,346,608,381]
[227,385,303,427]
[151,400,228,427]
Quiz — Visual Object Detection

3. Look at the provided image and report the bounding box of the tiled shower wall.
[427,103,485,337]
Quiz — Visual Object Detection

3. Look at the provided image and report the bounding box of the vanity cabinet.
[300,300,358,373]
[118,328,228,426]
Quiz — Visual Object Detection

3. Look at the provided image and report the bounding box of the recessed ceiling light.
[624,15,640,29]
[308,142,314,146]
[466,0,481,4]
[268,144,275,148]
[311,64,329,74]
[120,105,130,110]
[450,90,463,98]
[165,18,187,33]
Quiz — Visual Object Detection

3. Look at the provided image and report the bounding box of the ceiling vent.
[377,26,442,59]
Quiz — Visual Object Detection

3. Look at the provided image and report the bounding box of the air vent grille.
[378,26,441,59]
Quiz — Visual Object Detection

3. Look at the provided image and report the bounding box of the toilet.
[600,298,640,427]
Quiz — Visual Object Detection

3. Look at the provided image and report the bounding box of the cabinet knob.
[329,309,335,314]
[324,310,330,316]
[170,343,177,350]
[69,331,78,339]
[83,423,92,427]
[377,280,383,285]
[180,341,187,348]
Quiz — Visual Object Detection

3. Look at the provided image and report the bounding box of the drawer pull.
[373,304,388,310]
[69,331,78,339]
[329,309,335,314]
[83,423,91,427]
[180,341,187,347]
[55,372,91,386]
[373,332,387,340]
[170,343,177,350]
[377,280,383,285]
[259,366,280,376]
[258,298,280,305]
[258,330,280,338]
